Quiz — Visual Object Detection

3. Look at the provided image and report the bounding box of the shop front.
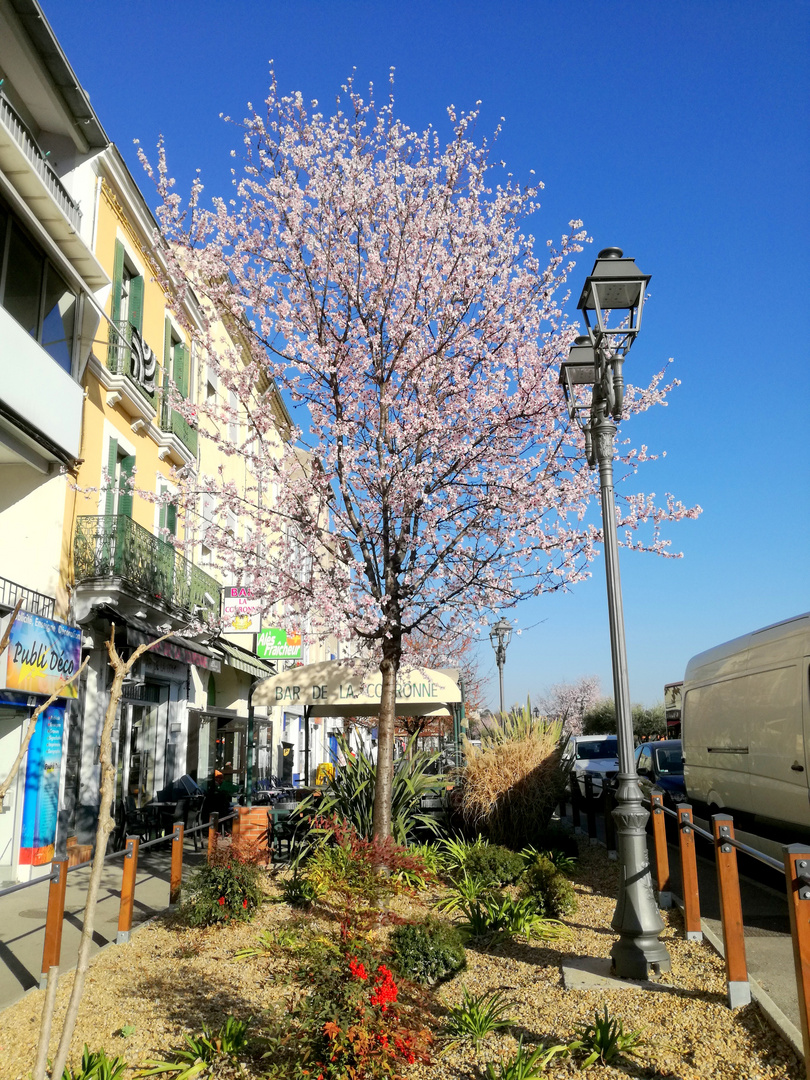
[0,609,81,883]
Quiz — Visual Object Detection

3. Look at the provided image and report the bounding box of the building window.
[0,194,77,373]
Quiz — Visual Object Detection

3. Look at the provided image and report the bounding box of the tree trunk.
[47,626,172,1078]
[371,639,401,843]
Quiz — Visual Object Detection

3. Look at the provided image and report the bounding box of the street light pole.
[560,248,670,980]
[489,617,512,716]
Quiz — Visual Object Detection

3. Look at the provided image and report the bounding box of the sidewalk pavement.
[0,838,206,1014]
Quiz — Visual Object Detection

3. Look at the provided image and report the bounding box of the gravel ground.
[0,839,801,1080]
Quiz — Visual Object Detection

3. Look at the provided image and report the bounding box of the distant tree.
[581,698,667,740]
[632,702,667,740]
[582,698,618,736]
[537,675,601,735]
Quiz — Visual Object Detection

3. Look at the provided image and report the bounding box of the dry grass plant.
[461,709,565,848]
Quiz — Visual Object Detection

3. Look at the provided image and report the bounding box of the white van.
[682,613,810,834]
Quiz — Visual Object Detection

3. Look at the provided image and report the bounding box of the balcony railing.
[74,516,220,620]
[160,396,198,457]
[0,575,55,619]
[106,321,158,406]
[0,90,82,232]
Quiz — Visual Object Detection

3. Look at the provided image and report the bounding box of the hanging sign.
[222,585,261,634]
[20,702,65,865]
[0,610,82,698]
[256,627,302,660]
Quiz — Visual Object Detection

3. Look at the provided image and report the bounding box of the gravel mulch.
[0,839,801,1080]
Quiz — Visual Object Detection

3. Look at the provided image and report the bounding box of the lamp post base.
[609,776,671,979]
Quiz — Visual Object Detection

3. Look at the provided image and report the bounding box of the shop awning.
[252,659,461,718]
[117,613,222,672]
[214,638,276,680]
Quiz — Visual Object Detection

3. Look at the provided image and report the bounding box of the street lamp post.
[489,617,512,716]
[559,247,670,979]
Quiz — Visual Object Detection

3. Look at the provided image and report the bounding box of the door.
[0,708,27,884]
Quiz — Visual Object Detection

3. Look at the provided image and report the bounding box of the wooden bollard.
[584,775,597,842]
[712,814,750,1008]
[117,836,140,944]
[677,804,702,940]
[170,823,184,906]
[651,793,671,908]
[783,844,810,1071]
[207,812,219,863]
[40,859,68,988]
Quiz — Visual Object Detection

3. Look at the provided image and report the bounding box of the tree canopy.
[142,72,698,836]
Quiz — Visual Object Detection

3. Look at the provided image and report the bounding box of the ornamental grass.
[460,711,566,849]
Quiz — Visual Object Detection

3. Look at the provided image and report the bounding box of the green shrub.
[531,826,578,860]
[464,844,525,886]
[180,844,263,927]
[521,855,577,919]
[390,917,467,984]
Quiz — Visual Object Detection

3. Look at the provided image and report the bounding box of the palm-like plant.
[297,733,440,845]
[136,1017,250,1078]
[437,870,497,913]
[459,894,569,946]
[444,987,515,1050]
[62,1047,128,1080]
[570,1006,646,1068]
[436,833,489,876]
[484,1036,568,1078]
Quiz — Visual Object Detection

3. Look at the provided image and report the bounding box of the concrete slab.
[562,954,668,993]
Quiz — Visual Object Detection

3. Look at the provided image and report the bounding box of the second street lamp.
[559,247,670,980]
[489,617,512,716]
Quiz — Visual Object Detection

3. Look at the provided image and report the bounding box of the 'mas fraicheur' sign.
[256,627,302,660]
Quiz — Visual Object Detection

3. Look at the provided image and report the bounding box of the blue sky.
[43,0,809,709]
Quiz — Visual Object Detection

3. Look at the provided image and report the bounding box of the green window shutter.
[128,275,144,333]
[207,674,216,707]
[173,342,190,398]
[117,454,135,518]
[110,241,125,325]
[104,438,118,516]
[163,317,173,376]
[166,502,177,537]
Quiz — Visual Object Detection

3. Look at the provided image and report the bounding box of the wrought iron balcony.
[0,575,55,619]
[160,395,198,457]
[0,89,82,232]
[74,516,220,620]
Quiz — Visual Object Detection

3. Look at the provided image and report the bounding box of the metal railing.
[0,90,82,231]
[0,575,55,619]
[74,515,221,619]
[0,811,241,989]
[160,392,198,457]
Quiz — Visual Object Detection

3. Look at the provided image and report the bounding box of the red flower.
[348,956,368,981]
[370,965,398,1012]
[242,897,248,908]
[218,897,225,905]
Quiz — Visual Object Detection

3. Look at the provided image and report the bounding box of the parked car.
[634,739,686,808]
[563,734,619,801]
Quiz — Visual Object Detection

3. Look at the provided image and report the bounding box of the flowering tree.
[141,72,699,840]
[537,675,602,736]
